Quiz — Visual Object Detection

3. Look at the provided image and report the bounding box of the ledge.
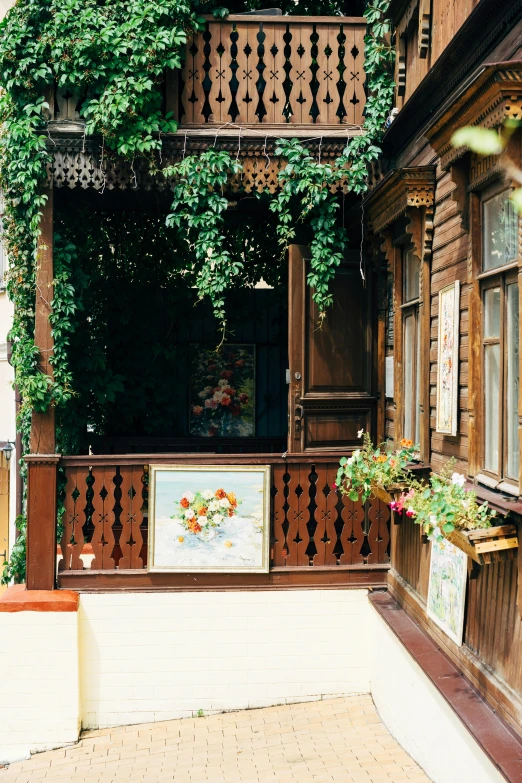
[370,591,522,782]
[0,584,79,612]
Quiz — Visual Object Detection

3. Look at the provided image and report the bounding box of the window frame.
[478,183,520,491]
[400,244,421,444]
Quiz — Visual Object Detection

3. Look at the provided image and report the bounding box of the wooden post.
[25,455,59,590]
[26,187,59,591]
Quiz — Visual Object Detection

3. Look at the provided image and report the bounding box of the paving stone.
[0,697,431,783]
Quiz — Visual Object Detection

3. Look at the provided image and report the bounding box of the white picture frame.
[436,281,460,435]
[427,536,467,646]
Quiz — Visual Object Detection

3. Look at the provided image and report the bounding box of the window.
[480,188,520,487]
[402,247,421,443]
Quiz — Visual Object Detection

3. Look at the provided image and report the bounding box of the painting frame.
[427,535,467,646]
[189,343,256,438]
[147,464,271,573]
[436,281,460,435]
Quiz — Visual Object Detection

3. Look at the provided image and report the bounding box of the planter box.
[446,524,518,565]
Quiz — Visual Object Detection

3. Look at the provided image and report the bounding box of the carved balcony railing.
[56,454,390,587]
[169,16,367,130]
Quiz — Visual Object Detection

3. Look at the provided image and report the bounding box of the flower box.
[446,524,518,565]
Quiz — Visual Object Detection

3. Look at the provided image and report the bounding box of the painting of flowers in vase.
[190,344,255,437]
[148,465,270,572]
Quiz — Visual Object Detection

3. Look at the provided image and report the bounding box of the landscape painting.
[190,344,255,437]
[148,465,270,572]
[427,534,467,646]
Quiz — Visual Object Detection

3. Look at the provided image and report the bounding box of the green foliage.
[0,0,394,581]
[451,127,504,156]
[401,461,497,540]
[165,150,243,337]
[2,515,27,585]
[336,431,419,504]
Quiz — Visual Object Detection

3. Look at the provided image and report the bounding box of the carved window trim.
[365,166,435,459]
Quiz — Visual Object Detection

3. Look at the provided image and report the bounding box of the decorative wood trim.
[467,193,482,478]
[427,62,522,170]
[57,564,390,592]
[449,156,470,232]
[47,135,354,193]
[417,0,430,59]
[365,167,436,235]
[397,35,407,97]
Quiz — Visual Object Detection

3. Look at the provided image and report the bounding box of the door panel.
[288,245,376,453]
[306,269,370,394]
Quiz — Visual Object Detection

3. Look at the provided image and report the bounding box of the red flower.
[220,370,233,379]
[235,359,245,367]
[180,498,189,508]
[239,393,248,404]
[230,405,241,417]
[216,489,227,499]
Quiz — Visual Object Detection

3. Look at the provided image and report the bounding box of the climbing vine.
[0,0,393,583]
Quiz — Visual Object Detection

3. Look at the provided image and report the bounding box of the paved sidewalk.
[0,695,431,783]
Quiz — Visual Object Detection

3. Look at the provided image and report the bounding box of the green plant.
[394,461,497,540]
[336,431,418,504]
[451,121,522,211]
[0,0,394,582]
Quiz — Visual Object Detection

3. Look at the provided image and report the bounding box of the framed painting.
[148,465,270,573]
[436,281,460,435]
[190,344,255,437]
[427,534,467,646]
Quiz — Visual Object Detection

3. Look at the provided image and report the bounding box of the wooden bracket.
[418,0,431,59]
[397,35,407,97]
[450,157,470,233]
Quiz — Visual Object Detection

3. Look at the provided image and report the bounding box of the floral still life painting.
[148,465,270,572]
[427,531,467,646]
[190,345,255,437]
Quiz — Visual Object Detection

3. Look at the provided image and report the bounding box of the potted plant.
[396,462,518,564]
[335,430,419,505]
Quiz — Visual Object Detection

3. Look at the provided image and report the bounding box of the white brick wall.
[0,611,80,763]
[79,589,371,729]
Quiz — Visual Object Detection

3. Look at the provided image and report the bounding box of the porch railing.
[58,454,390,574]
[172,16,367,128]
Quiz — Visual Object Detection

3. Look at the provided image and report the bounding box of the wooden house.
[5,0,522,771]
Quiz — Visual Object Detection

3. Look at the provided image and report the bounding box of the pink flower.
[192,405,203,416]
[389,501,398,511]
[204,399,217,409]
[406,507,416,518]
[331,482,337,491]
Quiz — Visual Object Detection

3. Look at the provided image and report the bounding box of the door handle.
[295,405,303,421]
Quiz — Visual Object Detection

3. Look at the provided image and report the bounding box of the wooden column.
[26,188,59,591]
[26,455,59,590]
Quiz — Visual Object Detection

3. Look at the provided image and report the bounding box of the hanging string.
[359,200,365,284]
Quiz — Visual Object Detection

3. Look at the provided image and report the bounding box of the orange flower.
[228,508,235,517]
[227,492,237,506]
[199,507,208,516]
[224,540,233,548]
[215,488,227,499]
[400,438,413,448]
[188,520,202,534]
[376,454,387,463]
[180,498,190,508]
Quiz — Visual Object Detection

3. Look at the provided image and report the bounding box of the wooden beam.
[30,187,55,455]
[27,189,58,591]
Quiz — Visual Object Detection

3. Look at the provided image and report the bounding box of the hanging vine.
[0,0,394,583]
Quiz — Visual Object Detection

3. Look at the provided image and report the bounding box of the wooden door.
[288,245,376,453]
[0,454,8,595]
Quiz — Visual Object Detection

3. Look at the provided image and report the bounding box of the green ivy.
[0,0,394,584]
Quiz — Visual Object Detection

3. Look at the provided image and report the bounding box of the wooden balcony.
[169,16,367,134]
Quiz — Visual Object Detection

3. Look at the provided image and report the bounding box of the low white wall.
[369,605,505,783]
[0,611,80,764]
[79,589,371,728]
